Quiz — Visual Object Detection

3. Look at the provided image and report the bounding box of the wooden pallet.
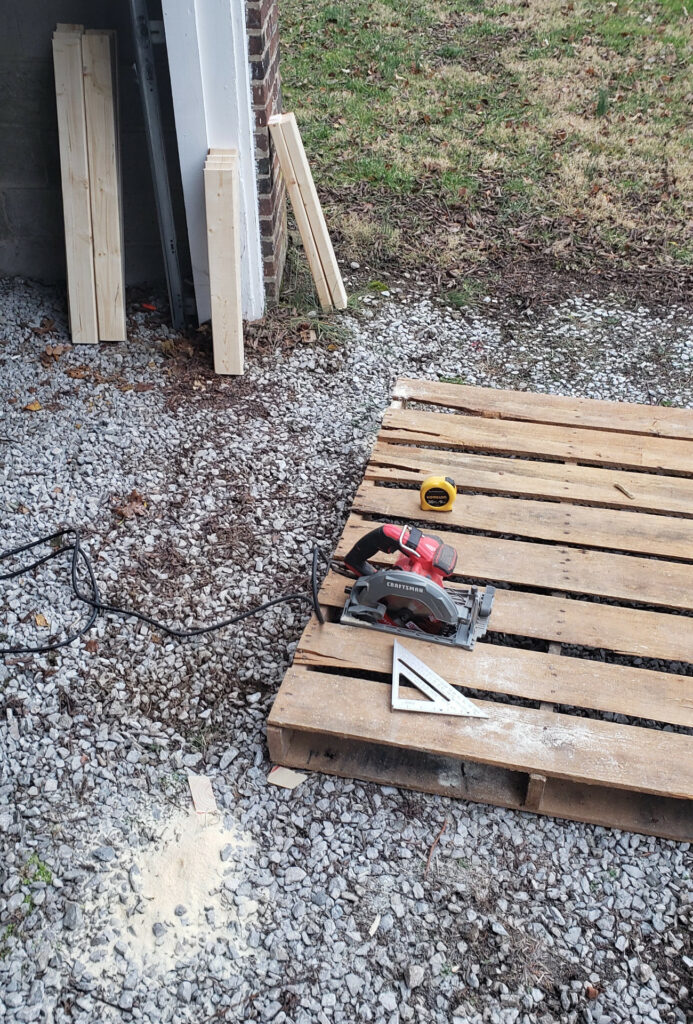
[268,380,693,840]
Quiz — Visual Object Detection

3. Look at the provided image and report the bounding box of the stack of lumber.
[52,24,126,344]
[203,150,243,375]
[269,113,347,312]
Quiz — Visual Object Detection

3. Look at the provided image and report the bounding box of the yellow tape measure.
[420,475,456,512]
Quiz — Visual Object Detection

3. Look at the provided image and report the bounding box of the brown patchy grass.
[280,0,693,304]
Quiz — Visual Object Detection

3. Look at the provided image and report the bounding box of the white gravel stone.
[0,279,691,1024]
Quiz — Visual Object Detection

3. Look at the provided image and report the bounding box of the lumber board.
[52,27,99,344]
[203,151,243,375]
[268,116,332,310]
[275,113,348,309]
[268,728,692,841]
[336,514,693,611]
[269,668,693,800]
[317,571,693,663]
[382,407,693,475]
[295,620,693,727]
[82,31,126,342]
[367,442,693,518]
[394,378,693,442]
[353,481,693,560]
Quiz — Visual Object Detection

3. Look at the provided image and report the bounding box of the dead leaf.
[113,489,147,519]
[35,613,49,628]
[586,985,599,999]
[132,382,154,393]
[66,366,89,380]
[23,400,42,412]
[85,639,99,653]
[32,317,56,336]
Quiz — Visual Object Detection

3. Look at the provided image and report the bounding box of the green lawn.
[279,0,692,297]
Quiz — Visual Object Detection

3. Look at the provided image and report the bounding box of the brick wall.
[246,0,286,305]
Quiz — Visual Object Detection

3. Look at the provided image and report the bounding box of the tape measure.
[420,475,456,512]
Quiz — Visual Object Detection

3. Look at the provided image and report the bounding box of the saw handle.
[343,525,411,577]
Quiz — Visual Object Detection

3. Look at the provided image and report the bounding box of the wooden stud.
[52,26,99,344]
[203,150,244,375]
[82,31,126,342]
[268,116,332,310]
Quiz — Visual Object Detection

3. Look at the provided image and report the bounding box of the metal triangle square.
[391,639,488,718]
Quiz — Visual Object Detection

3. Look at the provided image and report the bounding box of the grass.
[279,0,693,298]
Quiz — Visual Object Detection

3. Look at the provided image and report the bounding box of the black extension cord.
[0,529,325,657]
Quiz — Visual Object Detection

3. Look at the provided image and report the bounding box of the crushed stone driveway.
[1,277,692,1024]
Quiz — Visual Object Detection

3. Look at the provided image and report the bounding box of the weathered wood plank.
[336,514,693,611]
[394,378,693,442]
[268,116,332,310]
[318,572,693,663]
[269,668,693,800]
[382,407,693,475]
[353,481,693,560]
[295,619,693,727]
[367,442,693,518]
[276,113,347,309]
[268,728,693,841]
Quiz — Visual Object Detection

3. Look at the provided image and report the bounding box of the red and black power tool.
[340,524,494,650]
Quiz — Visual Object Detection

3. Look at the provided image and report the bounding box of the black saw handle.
[343,525,419,577]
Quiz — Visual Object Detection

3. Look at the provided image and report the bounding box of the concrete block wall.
[0,0,287,304]
[0,0,177,286]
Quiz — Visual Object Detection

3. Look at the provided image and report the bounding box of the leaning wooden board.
[268,380,693,840]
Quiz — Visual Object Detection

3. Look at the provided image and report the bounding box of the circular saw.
[340,524,494,650]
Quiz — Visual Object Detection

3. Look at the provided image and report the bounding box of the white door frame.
[161,0,265,323]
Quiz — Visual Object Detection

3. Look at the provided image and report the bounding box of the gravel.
[0,276,692,1024]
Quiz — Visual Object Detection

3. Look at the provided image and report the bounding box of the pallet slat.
[382,407,693,475]
[367,442,693,517]
[52,26,99,344]
[296,620,693,727]
[269,668,693,802]
[394,378,693,441]
[268,117,332,310]
[276,113,347,309]
[336,514,693,611]
[354,481,693,560]
[318,572,693,664]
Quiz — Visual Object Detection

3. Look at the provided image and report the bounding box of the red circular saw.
[340,524,494,650]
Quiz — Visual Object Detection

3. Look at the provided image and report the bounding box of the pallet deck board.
[337,514,693,611]
[394,378,693,441]
[354,480,693,560]
[296,620,693,728]
[382,406,692,474]
[317,572,693,664]
[368,442,693,517]
[268,379,693,839]
[272,668,693,800]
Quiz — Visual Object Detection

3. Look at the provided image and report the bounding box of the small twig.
[68,982,124,1011]
[424,817,448,878]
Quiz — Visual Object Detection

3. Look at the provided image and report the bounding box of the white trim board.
[161,0,264,324]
